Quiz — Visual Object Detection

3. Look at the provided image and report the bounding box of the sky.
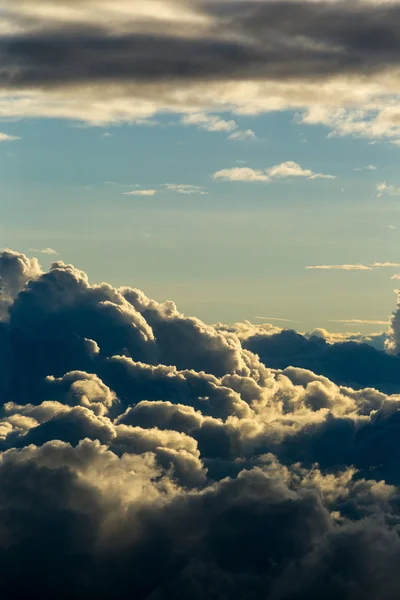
[4,3,400,598]
[2,0,400,332]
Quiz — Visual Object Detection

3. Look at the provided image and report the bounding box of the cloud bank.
[1,0,400,142]
[1,248,400,597]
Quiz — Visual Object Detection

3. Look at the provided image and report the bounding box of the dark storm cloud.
[2,1,400,89]
[2,249,400,598]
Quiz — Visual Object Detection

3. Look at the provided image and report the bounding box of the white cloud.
[123,190,158,196]
[213,167,269,182]
[227,129,256,141]
[164,184,208,195]
[181,113,237,133]
[306,264,373,271]
[0,132,20,142]
[213,161,336,182]
[391,274,400,280]
[29,248,59,256]
[372,262,400,268]
[377,182,400,197]
[267,161,336,180]
[354,165,377,171]
[254,317,298,323]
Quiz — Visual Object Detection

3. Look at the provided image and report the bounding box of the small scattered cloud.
[228,129,256,141]
[391,274,400,280]
[123,190,158,196]
[377,182,400,197]
[182,114,255,142]
[0,132,20,142]
[254,317,298,323]
[182,113,237,133]
[388,225,396,230]
[354,165,377,171]
[101,132,112,138]
[29,248,59,256]
[213,161,335,182]
[306,264,372,271]
[164,184,208,195]
[213,167,269,182]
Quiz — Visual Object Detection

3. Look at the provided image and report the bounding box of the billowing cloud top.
[1,248,400,598]
[1,0,400,140]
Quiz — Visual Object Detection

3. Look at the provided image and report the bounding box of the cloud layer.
[1,0,400,141]
[1,248,400,597]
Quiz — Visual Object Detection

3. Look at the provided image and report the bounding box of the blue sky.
[2,0,400,331]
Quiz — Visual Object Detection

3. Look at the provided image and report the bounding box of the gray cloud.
[2,2,400,89]
[1,249,400,597]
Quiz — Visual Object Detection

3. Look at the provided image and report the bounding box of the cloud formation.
[213,161,335,183]
[306,264,373,271]
[29,247,59,255]
[1,249,400,597]
[0,132,20,142]
[377,182,400,197]
[123,189,158,196]
[164,184,208,195]
[1,0,400,141]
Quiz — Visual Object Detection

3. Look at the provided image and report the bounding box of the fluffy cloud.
[213,161,335,182]
[1,249,400,597]
[1,0,400,143]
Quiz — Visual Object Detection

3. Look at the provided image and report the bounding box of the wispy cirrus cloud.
[213,161,336,183]
[254,316,298,323]
[307,262,400,271]
[329,319,389,326]
[306,264,373,271]
[29,247,59,256]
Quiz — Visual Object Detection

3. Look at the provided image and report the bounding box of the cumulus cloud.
[1,249,400,597]
[213,161,335,182]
